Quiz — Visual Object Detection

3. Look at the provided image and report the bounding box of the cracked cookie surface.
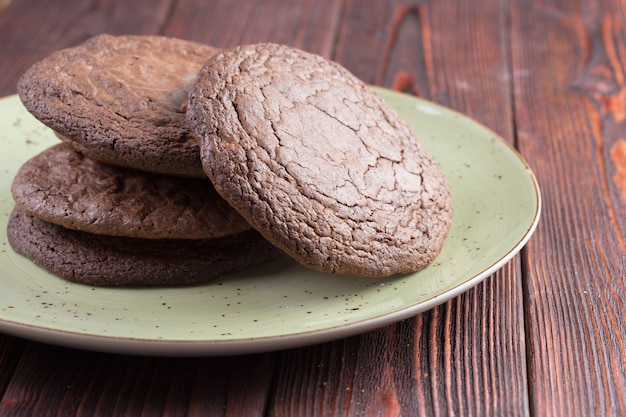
[187,43,453,277]
[11,143,250,239]
[17,34,217,178]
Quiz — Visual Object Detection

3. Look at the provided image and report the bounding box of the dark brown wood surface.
[0,0,624,415]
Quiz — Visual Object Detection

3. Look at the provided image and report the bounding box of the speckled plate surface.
[0,88,540,356]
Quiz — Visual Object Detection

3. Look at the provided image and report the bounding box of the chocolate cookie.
[11,143,250,239]
[17,34,217,178]
[7,207,282,287]
[187,43,453,278]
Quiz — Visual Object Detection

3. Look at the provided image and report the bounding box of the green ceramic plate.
[0,88,540,356]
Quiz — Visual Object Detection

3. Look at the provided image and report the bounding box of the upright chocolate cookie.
[187,43,453,278]
[11,143,250,239]
[7,207,282,287]
[18,34,217,177]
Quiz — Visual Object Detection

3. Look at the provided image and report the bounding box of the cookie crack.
[309,102,361,134]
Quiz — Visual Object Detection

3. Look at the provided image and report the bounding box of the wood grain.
[0,342,275,416]
[0,0,174,97]
[0,336,25,401]
[510,0,626,415]
[162,0,342,57]
[269,338,360,415]
[1,0,624,415]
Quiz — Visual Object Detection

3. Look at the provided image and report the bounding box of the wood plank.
[162,0,343,57]
[0,336,25,400]
[334,0,513,138]
[269,338,360,415]
[0,342,274,416]
[0,0,173,96]
[510,0,626,415]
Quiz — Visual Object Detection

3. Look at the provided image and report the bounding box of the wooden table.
[0,0,624,415]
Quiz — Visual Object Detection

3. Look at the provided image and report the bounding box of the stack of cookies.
[8,34,453,287]
[8,35,282,286]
